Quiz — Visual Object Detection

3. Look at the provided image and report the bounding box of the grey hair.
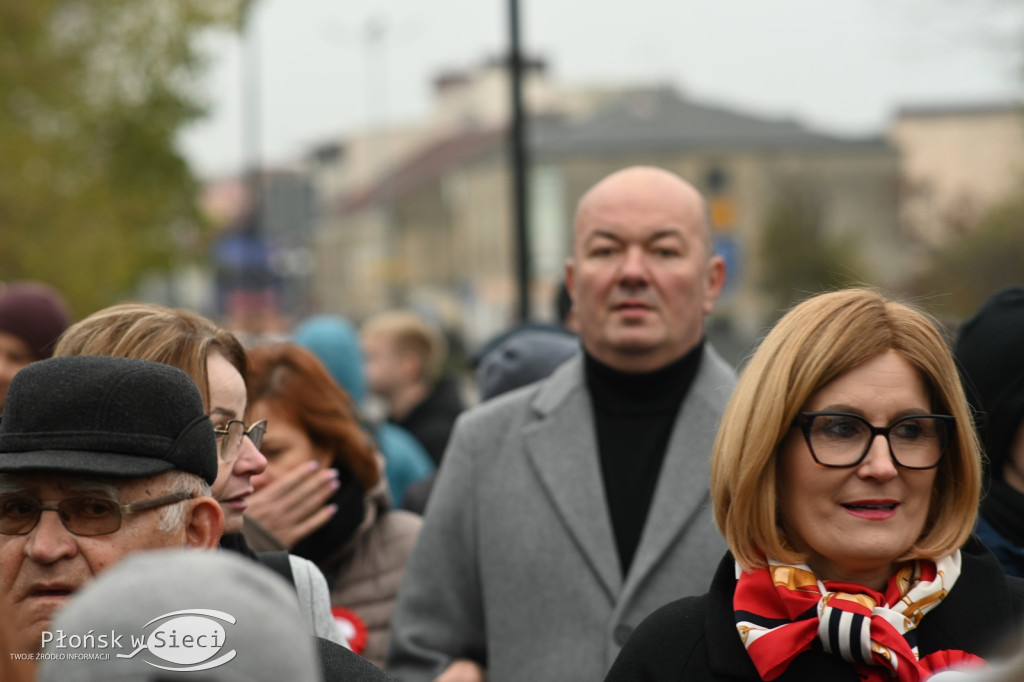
[154,470,211,534]
[0,476,27,495]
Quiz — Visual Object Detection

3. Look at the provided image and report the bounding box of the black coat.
[394,377,465,466]
[604,537,1024,682]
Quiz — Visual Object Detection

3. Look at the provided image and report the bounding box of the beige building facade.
[889,102,1024,245]
[311,64,904,351]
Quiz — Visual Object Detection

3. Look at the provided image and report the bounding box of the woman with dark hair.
[605,288,1024,682]
[245,342,422,667]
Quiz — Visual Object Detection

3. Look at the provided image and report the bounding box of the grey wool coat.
[386,346,737,682]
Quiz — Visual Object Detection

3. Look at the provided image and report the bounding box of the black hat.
[0,356,218,484]
[954,286,1024,482]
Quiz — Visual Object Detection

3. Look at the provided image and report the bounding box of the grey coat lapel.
[619,344,736,603]
[522,355,623,602]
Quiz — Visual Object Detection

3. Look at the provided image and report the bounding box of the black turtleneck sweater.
[585,341,704,576]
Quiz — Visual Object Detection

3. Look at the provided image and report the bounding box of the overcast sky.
[176,0,1024,179]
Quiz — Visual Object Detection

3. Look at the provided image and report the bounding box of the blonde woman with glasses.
[605,288,1024,682]
[53,303,346,648]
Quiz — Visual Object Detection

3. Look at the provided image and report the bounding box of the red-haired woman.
[244,342,421,667]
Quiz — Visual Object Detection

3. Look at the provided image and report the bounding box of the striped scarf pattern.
[734,552,968,681]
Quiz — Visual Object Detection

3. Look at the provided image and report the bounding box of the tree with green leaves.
[0,0,253,316]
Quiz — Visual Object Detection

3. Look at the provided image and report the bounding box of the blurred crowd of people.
[2,165,1024,682]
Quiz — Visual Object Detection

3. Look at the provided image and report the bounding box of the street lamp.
[508,0,531,323]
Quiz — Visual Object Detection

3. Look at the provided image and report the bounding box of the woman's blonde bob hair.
[711,288,981,571]
[53,302,247,411]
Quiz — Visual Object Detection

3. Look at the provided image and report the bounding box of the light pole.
[362,15,402,307]
[242,7,262,231]
[508,0,531,323]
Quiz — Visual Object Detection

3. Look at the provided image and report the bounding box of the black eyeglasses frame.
[793,411,955,470]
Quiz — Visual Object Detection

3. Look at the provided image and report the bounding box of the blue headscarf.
[292,315,367,405]
[292,314,434,508]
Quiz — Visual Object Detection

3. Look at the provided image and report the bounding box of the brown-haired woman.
[245,342,422,667]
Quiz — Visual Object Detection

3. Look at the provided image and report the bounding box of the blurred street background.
[3,0,1024,369]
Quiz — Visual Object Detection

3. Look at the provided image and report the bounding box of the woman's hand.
[433,659,486,682]
[245,461,339,549]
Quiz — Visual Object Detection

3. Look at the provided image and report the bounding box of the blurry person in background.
[0,281,71,410]
[468,278,579,372]
[361,311,465,466]
[245,342,422,667]
[397,282,581,515]
[604,288,1024,682]
[955,287,1024,577]
[53,303,344,646]
[401,326,581,515]
[293,314,435,509]
[475,327,581,403]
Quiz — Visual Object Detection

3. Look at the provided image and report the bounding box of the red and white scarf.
[733,551,985,681]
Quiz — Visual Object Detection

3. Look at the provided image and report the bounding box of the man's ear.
[184,496,224,549]
[702,254,727,315]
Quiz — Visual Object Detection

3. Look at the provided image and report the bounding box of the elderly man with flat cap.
[1,355,399,682]
[387,167,737,682]
[0,355,225,657]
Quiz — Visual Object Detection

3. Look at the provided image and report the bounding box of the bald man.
[386,167,737,682]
